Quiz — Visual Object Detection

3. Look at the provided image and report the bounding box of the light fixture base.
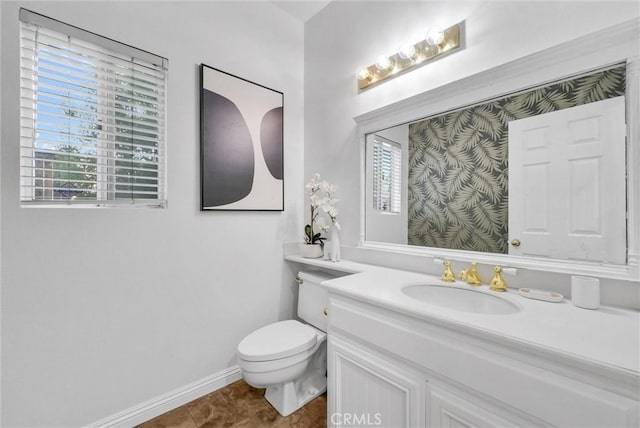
[357,21,463,91]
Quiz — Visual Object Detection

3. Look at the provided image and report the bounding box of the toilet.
[237,270,336,416]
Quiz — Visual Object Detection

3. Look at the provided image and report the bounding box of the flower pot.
[300,243,323,259]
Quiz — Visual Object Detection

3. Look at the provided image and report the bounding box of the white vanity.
[285,256,640,428]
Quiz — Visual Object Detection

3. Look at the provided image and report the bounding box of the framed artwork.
[200,64,284,211]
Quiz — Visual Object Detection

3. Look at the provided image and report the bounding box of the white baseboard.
[88,365,242,428]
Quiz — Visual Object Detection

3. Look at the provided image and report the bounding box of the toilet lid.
[238,320,317,362]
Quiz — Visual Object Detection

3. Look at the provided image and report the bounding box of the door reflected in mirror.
[365,65,627,264]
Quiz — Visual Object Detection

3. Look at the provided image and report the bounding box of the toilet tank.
[297,270,340,332]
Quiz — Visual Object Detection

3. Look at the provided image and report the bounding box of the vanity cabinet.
[329,335,425,427]
[327,294,639,428]
[329,335,523,428]
[426,383,523,428]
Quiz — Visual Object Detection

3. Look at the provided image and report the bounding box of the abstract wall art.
[200,64,284,211]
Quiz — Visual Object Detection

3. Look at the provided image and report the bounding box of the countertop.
[285,255,640,375]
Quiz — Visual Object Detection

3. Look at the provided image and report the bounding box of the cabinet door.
[428,383,522,428]
[329,335,425,428]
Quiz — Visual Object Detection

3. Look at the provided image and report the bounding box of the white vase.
[326,226,341,262]
[300,243,323,259]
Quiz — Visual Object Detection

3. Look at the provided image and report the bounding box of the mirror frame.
[356,19,639,281]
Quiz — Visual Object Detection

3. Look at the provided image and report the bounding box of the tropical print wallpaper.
[407,66,626,253]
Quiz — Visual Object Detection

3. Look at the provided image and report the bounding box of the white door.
[508,96,626,264]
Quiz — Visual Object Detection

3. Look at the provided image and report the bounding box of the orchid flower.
[304,173,339,246]
[315,217,330,233]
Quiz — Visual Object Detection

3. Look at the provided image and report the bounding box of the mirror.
[364,65,628,265]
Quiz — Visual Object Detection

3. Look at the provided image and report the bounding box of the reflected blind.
[372,137,401,213]
[19,9,168,206]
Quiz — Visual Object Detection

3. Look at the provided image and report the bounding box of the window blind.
[372,136,401,213]
[19,9,168,207]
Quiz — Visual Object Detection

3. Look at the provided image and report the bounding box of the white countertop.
[285,255,640,375]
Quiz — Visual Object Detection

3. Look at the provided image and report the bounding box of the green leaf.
[573,67,625,104]
[536,89,573,114]
[495,98,534,124]
[469,105,502,139]
[445,109,471,143]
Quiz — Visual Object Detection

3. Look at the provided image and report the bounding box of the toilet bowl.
[237,271,337,416]
[238,320,327,416]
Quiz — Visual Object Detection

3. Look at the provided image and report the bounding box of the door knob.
[510,239,521,247]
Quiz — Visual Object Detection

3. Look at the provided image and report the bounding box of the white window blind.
[19,9,168,207]
[372,136,401,213]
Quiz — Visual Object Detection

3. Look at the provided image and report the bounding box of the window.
[19,9,168,207]
[372,136,401,213]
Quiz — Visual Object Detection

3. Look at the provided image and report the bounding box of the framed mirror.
[356,21,639,280]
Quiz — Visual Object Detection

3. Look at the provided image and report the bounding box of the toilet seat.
[238,337,324,374]
[238,320,318,362]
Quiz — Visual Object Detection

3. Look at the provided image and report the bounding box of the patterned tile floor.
[137,380,327,428]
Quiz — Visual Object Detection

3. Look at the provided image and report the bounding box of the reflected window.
[372,136,401,213]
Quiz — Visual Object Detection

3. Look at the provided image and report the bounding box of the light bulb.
[375,55,393,71]
[398,43,417,60]
[356,67,372,81]
[426,27,445,45]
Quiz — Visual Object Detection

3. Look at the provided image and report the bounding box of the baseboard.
[88,365,242,428]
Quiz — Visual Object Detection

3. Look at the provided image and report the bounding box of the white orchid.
[320,198,339,225]
[315,217,330,233]
[304,173,322,196]
[321,182,336,194]
[319,197,336,212]
[304,173,339,246]
[309,194,321,207]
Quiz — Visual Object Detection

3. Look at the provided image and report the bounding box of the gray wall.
[1,1,304,425]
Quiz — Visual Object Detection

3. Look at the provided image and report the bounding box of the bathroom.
[0,0,638,427]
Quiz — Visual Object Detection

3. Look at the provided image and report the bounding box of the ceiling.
[271,1,332,23]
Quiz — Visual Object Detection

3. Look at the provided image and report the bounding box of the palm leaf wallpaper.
[408,66,626,253]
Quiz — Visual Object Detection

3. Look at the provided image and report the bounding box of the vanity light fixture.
[425,27,445,46]
[356,67,372,81]
[398,43,418,61]
[357,21,464,91]
[375,55,394,71]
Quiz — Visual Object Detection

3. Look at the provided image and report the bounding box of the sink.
[402,284,521,315]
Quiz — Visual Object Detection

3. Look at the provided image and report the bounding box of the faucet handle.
[463,262,482,286]
[502,267,518,276]
[489,266,507,292]
[441,260,456,283]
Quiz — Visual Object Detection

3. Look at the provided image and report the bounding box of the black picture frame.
[200,64,284,211]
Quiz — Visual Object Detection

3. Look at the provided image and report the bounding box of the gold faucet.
[461,262,482,286]
[489,266,507,292]
[441,260,456,283]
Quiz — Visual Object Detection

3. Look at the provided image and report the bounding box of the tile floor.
[137,380,327,428]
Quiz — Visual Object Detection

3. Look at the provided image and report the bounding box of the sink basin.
[402,284,521,315]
